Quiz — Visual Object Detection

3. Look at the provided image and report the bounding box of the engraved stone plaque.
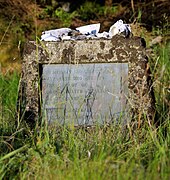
[42,63,128,126]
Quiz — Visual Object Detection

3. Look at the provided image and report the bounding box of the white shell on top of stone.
[41,33,60,41]
[40,20,131,41]
[61,35,71,40]
[96,31,110,38]
[41,28,72,41]
[109,20,131,38]
[76,23,100,35]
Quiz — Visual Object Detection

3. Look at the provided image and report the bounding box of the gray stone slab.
[18,37,156,127]
[42,63,128,125]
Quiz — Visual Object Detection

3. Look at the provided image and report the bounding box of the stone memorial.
[17,36,155,126]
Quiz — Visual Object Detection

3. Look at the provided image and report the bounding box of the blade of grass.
[0,145,28,162]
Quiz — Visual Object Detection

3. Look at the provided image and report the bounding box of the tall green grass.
[0,42,170,179]
[150,40,170,125]
[0,72,19,131]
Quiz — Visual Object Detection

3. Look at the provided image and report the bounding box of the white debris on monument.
[109,20,131,38]
[41,19,131,41]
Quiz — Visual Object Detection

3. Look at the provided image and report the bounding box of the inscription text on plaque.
[42,63,128,125]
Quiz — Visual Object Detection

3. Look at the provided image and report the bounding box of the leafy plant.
[54,8,78,27]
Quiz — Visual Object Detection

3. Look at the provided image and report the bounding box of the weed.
[54,8,78,27]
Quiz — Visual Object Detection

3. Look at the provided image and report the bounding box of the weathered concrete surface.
[18,35,155,126]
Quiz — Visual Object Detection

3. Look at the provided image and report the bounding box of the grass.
[0,2,170,176]
[0,41,170,179]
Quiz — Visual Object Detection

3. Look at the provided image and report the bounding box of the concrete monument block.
[17,36,155,126]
